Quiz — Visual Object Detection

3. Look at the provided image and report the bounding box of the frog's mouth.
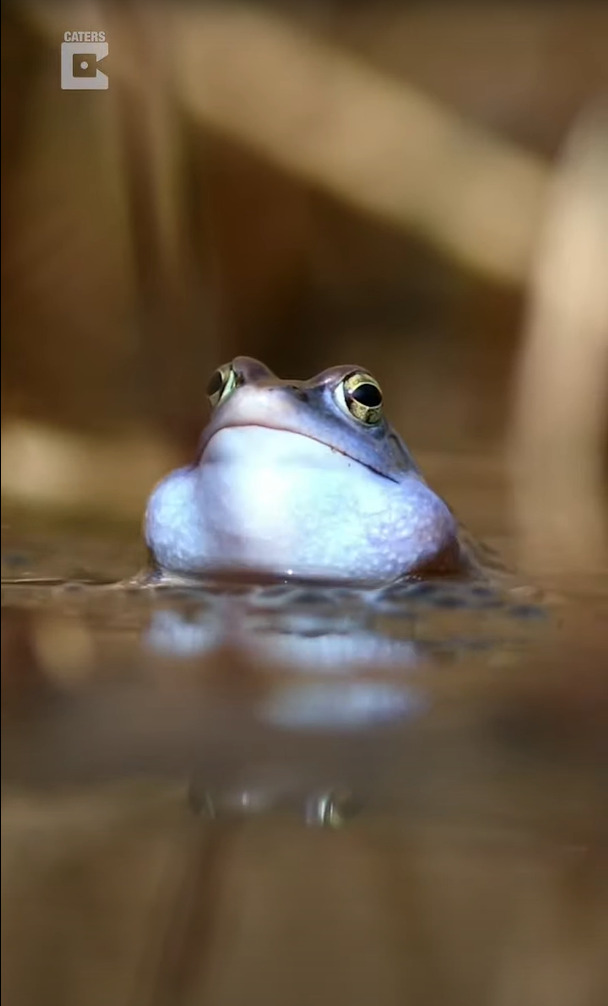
[200,422,398,482]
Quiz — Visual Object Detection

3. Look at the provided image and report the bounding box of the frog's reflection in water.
[144,596,428,825]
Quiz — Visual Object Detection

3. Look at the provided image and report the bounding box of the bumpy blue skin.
[145,358,462,585]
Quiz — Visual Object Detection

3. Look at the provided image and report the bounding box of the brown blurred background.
[2,0,608,572]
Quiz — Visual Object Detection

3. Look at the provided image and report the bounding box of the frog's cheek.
[378,478,456,570]
[145,466,205,572]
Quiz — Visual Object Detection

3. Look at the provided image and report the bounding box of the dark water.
[2,513,607,1006]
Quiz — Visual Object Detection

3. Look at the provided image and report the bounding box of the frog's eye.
[337,372,384,425]
[206,364,238,407]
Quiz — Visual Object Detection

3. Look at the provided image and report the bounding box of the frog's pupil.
[206,370,224,398]
[350,382,382,407]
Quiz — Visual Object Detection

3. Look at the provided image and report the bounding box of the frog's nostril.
[286,386,309,402]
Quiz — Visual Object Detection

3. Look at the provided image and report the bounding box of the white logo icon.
[61,39,108,90]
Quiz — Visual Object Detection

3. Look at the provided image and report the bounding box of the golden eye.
[339,372,384,425]
[206,364,237,407]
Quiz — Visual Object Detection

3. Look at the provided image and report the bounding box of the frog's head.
[145,357,461,584]
[199,356,421,480]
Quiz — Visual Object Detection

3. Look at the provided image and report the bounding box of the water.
[2,509,607,1006]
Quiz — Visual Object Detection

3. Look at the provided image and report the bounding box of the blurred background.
[2,0,607,577]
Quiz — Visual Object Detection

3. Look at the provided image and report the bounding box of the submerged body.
[145,357,465,584]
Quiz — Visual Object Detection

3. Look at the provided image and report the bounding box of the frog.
[145,357,471,585]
